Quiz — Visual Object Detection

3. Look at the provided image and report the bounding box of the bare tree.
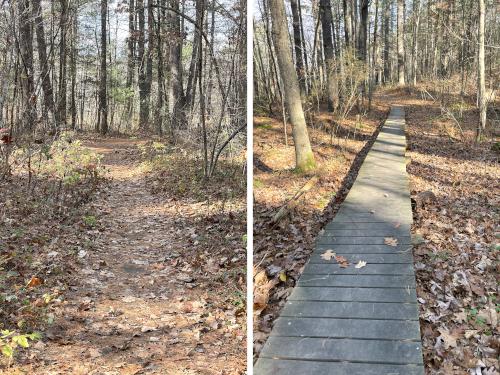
[98,0,108,134]
[396,0,405,85]
[269,0,315,171]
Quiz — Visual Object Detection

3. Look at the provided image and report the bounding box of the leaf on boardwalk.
[355,260,367,269]
[384,237,398,246]
[393,222,401,228]
[335,255,349,268]
[320,249,336,261]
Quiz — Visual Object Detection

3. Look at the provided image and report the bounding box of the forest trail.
[255,106,424,374]
[13,138,244,375]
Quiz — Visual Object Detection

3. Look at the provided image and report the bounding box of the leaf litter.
[1,138,246,374]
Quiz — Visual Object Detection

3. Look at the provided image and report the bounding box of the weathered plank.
[316,243,413,253]
[272,317,421,340]
[254,359,424,375]
[316,236,412,245]
[259,337,423,365]
[280,301,419,320]
[298,274,416,287]
[321,229,412,238]
[309,252,413,263]
[288,286,416,303]
[302,263,415,275]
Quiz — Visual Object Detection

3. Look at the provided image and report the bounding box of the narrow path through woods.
[14,138,245,375]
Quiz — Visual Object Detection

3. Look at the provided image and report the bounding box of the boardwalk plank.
[254,359,424,375]
[298,274,416,287]
[280,301,419,320]
[289,286,416,303]
[259,337,423,365]
[271,317,421,340]
[302,263,415,275]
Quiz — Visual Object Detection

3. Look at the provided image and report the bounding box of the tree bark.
[269,0,315,171]
[168,0,186,130]
[137,0,148,128]
[320,0,339,111]
[127,0,135,116]
[476,0,486,140]
[70,11,77,129]
[98,0,108,134]
[396,0,405,85]
[358,0,369,61]
[32,0,56,125]
[411,0,420,85]
[58,0,68,127]
[290,0,306,95]
[18,0,36,131]
[383,0,391,82]
[343,0,353,48]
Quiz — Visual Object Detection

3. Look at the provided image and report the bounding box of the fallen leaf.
[334,255,349,268]
[278,271,287,282]
[355,260,367,269]
[384,237,398,246]
[438,327,459,349]
[27,277,42,288]
[320,249,336,261]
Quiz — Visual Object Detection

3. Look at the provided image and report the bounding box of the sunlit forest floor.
[253,86,499,374]
[1,136,246,374]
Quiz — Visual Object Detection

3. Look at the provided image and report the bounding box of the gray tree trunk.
[477,0,486,140]
[99,0,108,134]
[396,0,405,85]
[269,0,315,171]
[320,0,339,111]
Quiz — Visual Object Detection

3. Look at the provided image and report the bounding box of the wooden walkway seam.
[255,106,424,375]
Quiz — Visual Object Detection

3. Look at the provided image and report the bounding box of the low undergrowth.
[0,132,105,365]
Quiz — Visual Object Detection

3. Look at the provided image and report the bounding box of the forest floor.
[1,137,246,374]
[253,86,499,374]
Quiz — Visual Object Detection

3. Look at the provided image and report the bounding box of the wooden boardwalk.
[255,106,424,375]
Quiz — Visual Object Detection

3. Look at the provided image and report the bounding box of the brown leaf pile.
[404,89,499,374]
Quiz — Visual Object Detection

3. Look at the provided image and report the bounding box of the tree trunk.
[58,0,68,127]
[32,0,56,126]
[290,0,306,95]
[18,0,36,131]
[127,0,135,116]
[411,0,420,85]
[168,0,186,130]
[137,0,148,128]
[396,0,405,85]
[144,0,153,124]
[185,0,202,110]
[155,0,166,134]
[476,0,486,141]
[358,0,369,61]
[98,0,108,134]
[320,0,338,111]
[269,0,315,171]
[70,12,77,129]
[343,0,353,48]
[383,0,391,82]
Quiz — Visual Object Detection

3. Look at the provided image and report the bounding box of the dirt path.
[14,138,245,375]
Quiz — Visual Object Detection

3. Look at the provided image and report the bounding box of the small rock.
[122,296,137,303]
[265,265,281,277]
[177,274,194,283]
